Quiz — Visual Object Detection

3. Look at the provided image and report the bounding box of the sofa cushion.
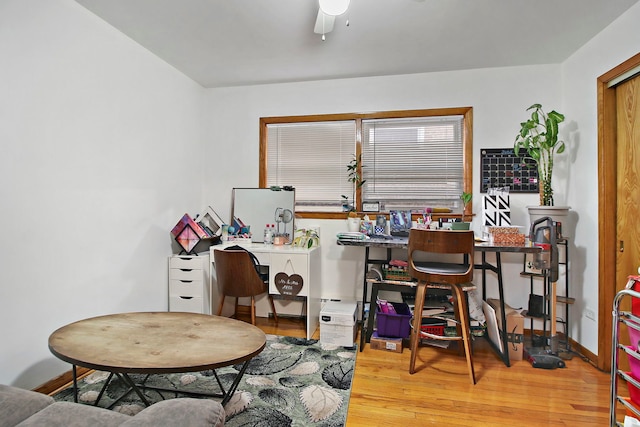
[15,402,130,427]
[120,398,225,427]
[0,384,54,427]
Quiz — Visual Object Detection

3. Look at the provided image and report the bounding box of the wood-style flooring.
[37,313,615,426]
[249,315,613,427]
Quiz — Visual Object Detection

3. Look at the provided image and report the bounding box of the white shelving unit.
[610,280,640,426]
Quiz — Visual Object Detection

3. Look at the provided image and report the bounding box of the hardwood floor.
[37,313,615,425]
[249,315,613,427]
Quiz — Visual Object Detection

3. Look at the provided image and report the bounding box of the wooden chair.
[214,248,278,326]
[407,228,476,384]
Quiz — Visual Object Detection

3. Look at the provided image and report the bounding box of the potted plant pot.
[527,205,571,236]
[347,217,361,232]
[451,222,471,230]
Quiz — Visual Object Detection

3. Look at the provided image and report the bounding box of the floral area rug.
[53,335,357,426]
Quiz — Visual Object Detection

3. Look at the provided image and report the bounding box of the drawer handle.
[179,296,193,300]
[180,268,194,272]
[179,280,194,284]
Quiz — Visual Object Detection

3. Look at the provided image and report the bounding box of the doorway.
[598,52,640,372]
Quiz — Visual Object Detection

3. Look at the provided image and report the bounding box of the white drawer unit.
[168,254,211,314]
[169,295,205,313]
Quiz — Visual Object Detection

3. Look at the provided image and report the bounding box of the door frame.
[597,52,640,371]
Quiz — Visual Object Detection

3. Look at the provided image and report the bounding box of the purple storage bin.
[376,302,412,338]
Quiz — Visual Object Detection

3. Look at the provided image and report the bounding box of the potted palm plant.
[514,104,570,223]
[452,191,472,230]
[341,154,365,212]
[341,154,366,231]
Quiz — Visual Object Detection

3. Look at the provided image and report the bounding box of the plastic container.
[627,275,640,316]
[626,372,640,405]
[629,321,640,349]
[421,324,445,336]
[376,302,412,338]
[626,346,640,379]
[263,224,273,245]
[382,265,411,281]
[624,397,640,420]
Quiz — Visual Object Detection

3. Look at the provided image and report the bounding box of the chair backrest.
[407,229,474,285]
[214,249,268,298]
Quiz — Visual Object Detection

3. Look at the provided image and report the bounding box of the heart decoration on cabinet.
[275,272,304,296]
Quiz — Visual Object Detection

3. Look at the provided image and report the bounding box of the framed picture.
[362,201,380,212]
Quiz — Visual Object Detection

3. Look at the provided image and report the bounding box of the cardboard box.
[486,298,524,361]
[370,331,403,353]
[320,301,357,347]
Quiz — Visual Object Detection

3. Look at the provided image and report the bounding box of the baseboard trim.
[33,366,92,395]
[524,329,600,369]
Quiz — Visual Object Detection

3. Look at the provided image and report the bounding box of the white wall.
[203,67,563,325]
[0,0,204,388]
[561,2,640,352]
[203,5,640,357]
[2,0,637,390]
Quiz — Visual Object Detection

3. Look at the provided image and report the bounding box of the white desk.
[210,242,321,339]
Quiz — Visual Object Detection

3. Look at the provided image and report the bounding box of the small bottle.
[264,224,273,245]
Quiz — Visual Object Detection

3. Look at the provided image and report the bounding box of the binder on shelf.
[198,206,226,237]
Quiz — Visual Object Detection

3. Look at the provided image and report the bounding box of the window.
[265,120,356,212]
[362,115,464,211]
[260,108,472,218]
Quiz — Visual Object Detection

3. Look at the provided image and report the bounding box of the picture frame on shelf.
[362,201,380,212]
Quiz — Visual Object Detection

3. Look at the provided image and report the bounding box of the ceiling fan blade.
[313,9,335,34]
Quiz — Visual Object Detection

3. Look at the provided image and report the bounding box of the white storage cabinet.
[168,254,211,314]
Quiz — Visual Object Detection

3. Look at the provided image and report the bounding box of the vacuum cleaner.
[525,216,566,369]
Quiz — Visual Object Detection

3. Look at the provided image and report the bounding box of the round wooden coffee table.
[49,312,266,406]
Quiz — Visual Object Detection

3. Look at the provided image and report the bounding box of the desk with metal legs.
[338,236,541,367]
[49,312,266,407]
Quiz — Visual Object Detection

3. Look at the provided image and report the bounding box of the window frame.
[259,107,473,220]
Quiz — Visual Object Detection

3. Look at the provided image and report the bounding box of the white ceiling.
[75,0,639,88]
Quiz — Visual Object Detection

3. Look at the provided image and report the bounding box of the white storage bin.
[320,301,357,347]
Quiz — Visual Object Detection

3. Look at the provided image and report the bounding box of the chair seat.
[426,281,477,292]
[413,261,469,275]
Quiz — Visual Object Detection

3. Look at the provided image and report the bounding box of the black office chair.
[407,228,476,384]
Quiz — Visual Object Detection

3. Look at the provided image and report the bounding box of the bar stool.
[407,228,476,384]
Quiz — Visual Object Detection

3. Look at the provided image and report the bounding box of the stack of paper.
[336,232,369,241]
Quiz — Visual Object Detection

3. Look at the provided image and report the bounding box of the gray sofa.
[0,384,225,427]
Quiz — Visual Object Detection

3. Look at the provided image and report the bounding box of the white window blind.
[361,116,464,211]
[267,121,356,212]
